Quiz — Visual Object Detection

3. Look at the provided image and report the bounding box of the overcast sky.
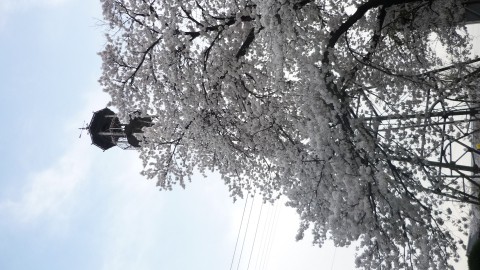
[0,1,476,270]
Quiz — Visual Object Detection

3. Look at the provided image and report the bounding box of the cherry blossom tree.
[98,0,480,269]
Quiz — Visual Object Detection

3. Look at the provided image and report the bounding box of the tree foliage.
[99,0,480,269]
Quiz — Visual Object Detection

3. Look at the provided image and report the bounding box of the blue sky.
[0,1,475,269]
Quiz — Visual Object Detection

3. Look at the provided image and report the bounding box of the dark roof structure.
[124,116,153,147]
[88,108,122,150]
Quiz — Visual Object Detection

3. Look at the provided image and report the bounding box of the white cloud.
[0,142,91,226]
[0,80,109,229]
[98,160,167,270]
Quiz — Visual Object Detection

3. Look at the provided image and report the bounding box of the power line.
[330,247,337,270]
[261,203,280,270]
[259,205,272,269]
[229,195,249,270]
[246,202,264,270]
[231,198,282,270]
[236,194,256,270]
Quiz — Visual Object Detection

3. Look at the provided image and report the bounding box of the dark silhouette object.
[469,237,480,270]
[88,108,153,150]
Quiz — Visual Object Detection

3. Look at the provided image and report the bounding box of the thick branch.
[323,0,424,65]
[183,15,255,39]
[236,28,256,59]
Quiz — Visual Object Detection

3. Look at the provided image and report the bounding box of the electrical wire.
[246,202,264,270]
[261,203,280,270]
[257,204,274,270]
[330,247,337,270]
[229,196,249,270]
[236,194,256,270]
